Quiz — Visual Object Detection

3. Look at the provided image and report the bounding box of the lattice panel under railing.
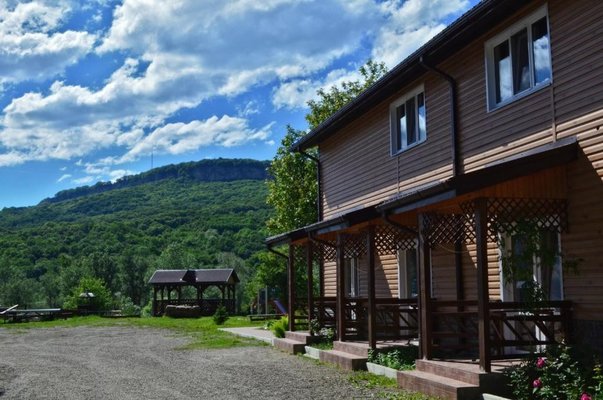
[423,212,476,245]
[460,198,568,243]
[374,224,417,254]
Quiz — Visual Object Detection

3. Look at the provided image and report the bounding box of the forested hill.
[42,158,270,204]
[0,158,272,312]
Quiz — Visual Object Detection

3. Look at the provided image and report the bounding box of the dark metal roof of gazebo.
[148,268,239,285]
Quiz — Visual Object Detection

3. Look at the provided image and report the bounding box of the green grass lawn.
[0,315,266,349]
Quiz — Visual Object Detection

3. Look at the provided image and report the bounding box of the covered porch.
[274,138,578,373]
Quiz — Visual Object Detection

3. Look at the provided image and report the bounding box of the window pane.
[494,41,513,103]
[417,93,426,142]
[396,104,406,151]
[539,230,562,301]
[405,98,416,145]
[511,28,530,94]
[532,17,551,85]
[405,250,418,298]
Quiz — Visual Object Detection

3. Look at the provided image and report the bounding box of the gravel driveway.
[0,326,382,399]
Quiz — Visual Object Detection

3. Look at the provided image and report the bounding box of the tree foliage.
[0,162,272,312]
[266,126,318,235]
[306,60,388,130]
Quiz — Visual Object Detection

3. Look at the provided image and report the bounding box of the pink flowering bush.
[505,345,603,400]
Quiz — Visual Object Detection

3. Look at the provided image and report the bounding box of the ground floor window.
[344,257,360,298]
[398,249,418,299]
[500,229,563,302]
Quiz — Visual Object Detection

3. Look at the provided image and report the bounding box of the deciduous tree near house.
[267,59,388,234]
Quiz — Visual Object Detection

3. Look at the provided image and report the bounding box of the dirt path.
[0,326,381,399]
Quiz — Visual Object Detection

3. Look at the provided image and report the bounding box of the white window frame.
[389,85,427,155]
[498,231,564,302]
[397,246,431,299]
[484,4,552,111]
[344,257,360,298]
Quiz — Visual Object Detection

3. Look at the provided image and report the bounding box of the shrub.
[367,346,418,371]
[271,316,288,338]
[505,345,603,400]
[63,277,112,311]
[213,305,229,325]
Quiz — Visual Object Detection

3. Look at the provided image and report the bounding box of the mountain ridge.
[41,158,270,205]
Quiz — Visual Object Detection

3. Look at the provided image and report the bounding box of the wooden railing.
[430,300,479,357]
[343,298,367,340]
[313,296,336,330]
[153,299,235,316]
[489,300,572,359]
[429,300,572,359]
[375,298,419,340]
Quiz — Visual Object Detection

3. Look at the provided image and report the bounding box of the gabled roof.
[148,268,239,285]
[291,0,528,152]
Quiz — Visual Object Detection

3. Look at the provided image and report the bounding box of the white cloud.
[98,0,380,94]
[273,68,361,110]
[57,173,71,182]
[372,0,470,68]
[0,1,96,85]
[72,176,94,185]
[0,0,473,169]
[116,115,274,164]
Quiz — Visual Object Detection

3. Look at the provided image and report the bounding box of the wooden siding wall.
[322,253,400,299]
[318,0,603,319]
[320,73,453,219]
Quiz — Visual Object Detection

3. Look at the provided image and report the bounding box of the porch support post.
[367,226,377,350]
[336,233,346,341]
[288,244,296,332]
[306,242,314,324]
[152,286,158,316]
[418,213,433,360]
[475,197,492,372]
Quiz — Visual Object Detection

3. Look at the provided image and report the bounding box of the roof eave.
[291,0,528,152]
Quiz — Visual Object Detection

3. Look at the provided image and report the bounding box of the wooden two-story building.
[267,0,603,396]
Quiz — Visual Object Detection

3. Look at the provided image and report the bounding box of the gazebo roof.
[148,268,239,285]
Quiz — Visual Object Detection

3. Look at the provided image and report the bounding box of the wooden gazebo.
[149,268,239,317]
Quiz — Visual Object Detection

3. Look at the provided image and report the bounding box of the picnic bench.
[1,306,71,323]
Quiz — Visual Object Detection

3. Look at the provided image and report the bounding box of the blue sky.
[0,0,477,208]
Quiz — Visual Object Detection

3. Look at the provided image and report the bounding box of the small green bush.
[213,305,229,325]
[367,346,418,371]
[271,316,288,338]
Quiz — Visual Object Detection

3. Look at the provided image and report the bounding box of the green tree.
[266,126,318,234]
[267,60,388,235]
[306,60,388,129]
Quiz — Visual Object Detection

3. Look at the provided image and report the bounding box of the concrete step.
[398,370,481,400]
[416,359,482,385]
[333,341,369,357]
[415,360,510,396]
[273,338,306,355]
[285,331,319,344]
[319,349,367,371]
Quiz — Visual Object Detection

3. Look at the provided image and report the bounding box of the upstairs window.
[485,5,551,111]
[390,85,426,154]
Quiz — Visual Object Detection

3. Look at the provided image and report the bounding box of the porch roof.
[291,0,529,152]
[148,268,239,285]
[267,137,578,244]
[378,136,579,214]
